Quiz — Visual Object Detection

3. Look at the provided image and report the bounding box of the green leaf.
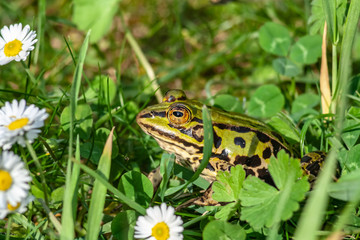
[341,119,360,149]
[60,104,93,140]
[80,128,119,164]
[73,0,120,43]
[214,202,239,221]
[212,165,246,202]
[239,150,310,230]
[82,75,117,103]
[272,58,301,77]
[340,144,360,174]
[259,22,291,56]
[86,128,114,240]
[248,84,285,118]
[291,93,320,121]
[267,114,300,144]
[202,220,246,240]
[111,210,137,240]
[118,171,153,207]
[51,186,65,203]
[290,35,322,64]
[328,168,360,201]
[214,94,243,113]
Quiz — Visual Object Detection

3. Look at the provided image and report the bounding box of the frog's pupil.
[173,111,183,117]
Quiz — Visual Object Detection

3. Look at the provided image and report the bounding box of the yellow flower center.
[7,202,21,211]
[8,117,29,130]
[151,222,170,240]
[4,39,23,57]
[0,170,12,191]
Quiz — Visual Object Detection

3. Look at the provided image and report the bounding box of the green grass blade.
[165,105,213,195]
[60,135,81,240]
[86,128,114,240]
[34,0,45,65]
[61,30,91,239]
[125,31,162,103]
[336,0,360,116]
[73,162,146,216]
[293,150,337,240]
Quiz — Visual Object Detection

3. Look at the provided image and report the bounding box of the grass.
[0,0,360,239]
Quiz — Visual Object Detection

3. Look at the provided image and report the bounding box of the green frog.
[136,89,324,204]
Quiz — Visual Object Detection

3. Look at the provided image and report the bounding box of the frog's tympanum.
[136,89,324,205]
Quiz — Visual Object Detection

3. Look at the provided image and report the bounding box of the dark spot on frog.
[256,131,270,143]
[245,168,255,176]
[301,155,313,163]
[262,147,272,159]
[213,129,222,149]
[234,137,246,148]
[271,139,282,157]
[234,155,247,165]
[257,167,275,186]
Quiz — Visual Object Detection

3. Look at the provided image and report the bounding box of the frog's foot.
[148,167,162,191]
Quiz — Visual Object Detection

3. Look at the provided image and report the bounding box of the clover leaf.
[239,150,310,230]
[212,164,246,203]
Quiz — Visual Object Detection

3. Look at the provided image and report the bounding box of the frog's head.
[136,89,205,156]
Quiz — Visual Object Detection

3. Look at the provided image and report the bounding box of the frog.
[136,89,325,205]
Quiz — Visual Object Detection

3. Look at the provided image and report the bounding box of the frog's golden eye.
[167,104,192,126]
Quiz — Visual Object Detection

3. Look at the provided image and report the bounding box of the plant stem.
[5,215,12,240]
[25,140,49,205]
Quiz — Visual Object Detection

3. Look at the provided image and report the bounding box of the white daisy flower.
[0,99,48,150]
[0,151,32,209]
[134,203,184,240]
[0,194,34,219]
[0,23,37,65]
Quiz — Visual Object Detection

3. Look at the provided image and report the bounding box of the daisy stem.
[25,140,49,206]
[5,214,12,240]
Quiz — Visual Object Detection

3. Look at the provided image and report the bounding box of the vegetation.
[0,0,360,239]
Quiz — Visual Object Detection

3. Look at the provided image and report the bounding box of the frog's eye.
[167,104,192,126]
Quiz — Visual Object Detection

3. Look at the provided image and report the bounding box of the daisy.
[134,203,184,240]
[0,23,37,65]
[0,194,34,219]
[0,151,32,209]
[0,99,48,150]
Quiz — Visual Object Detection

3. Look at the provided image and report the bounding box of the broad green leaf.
[267,113,300,144]
[86,128,114,240]
[60,104,93,140]
[340,144,360,174]
[272,58,301,77]
[203,220,246,240]
[248,84,285,118]
[212,165,246,202]
[73,0,120,43]
[214,202,239,221]
[259,22,291,56]
[82,75,117,103]
[328,168,360,201]
[80,128,119,164]
[291,93,320,121]
[118,171,153,207]
[111,210,137,240]
[341,119,360,149]
[214,94,243,113]
[51,186,65,203]
[240,150,310,230]
[290,35,322,64]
